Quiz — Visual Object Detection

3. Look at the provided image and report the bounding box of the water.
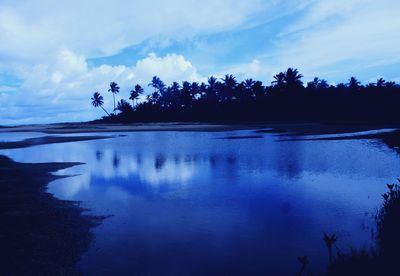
[1,129,399,275]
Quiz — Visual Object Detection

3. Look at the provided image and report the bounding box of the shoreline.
[0,155,104,275]
[0,121,398,135]
[0,135,113,150]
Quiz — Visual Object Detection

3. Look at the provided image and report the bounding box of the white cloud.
[0,0,268,124]
[0,51,204,125]
[0,0,265,61]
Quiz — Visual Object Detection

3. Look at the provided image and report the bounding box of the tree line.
[91,68,400,123]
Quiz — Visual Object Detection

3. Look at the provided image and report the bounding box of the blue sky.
[0,0,399,124]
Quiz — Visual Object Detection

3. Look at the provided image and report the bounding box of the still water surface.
[1,129,399,275]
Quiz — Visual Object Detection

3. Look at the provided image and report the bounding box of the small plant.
[376,180,400,259]
[297,255,309,275]
[323,233,338,265]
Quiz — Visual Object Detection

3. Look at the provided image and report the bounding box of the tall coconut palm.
[91,92,110,116]
[108,82,120,111]
[130,84,144,106]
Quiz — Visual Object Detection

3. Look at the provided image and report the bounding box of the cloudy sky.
[0,0,399,125]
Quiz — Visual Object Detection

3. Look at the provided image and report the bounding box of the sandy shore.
[0,155,105,275]
[0,135,113,149]
[0,121,398,135]
[0,122,261,134]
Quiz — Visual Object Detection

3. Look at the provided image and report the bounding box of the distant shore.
[1,121,399,135]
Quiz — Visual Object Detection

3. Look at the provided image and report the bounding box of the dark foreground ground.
[0,140,108,274]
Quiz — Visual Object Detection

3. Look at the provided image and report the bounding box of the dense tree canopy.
[91,68,400,123]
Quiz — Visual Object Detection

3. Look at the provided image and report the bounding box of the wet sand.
[0,135,113,149]
[0,122,259,134]
[0,155,105,275]
[0,122,397,135]
[280,129,400,153]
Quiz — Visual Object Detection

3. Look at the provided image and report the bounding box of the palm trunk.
[113,93,116,112]
[101,106,110,116]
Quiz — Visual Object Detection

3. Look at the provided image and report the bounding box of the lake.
[1,129,399,275]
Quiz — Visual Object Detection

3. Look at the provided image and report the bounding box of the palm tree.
[191,82,200,100]
[91,92,110,116]
[318,79,329,89]
[148,76,165,93]
[252,81,266,100]
[348,77,361,91]
[307,77,329,90]
[208,76,218,89]
[130,84,144,106]
[222,74,237,88]
[323,233,338,265]
[307,77,320,90]
[147,76,165,105]
[108,82,120,112]
[243,78,256,90]
[239,79,256,101]
[285,68,303,91]
[221,74,237,101]
[169,82,181,107]
[206,76,219,104]
[272,72,286,90]
[181,81,192,108]
[116,99,132,113]
[376,78,386,88]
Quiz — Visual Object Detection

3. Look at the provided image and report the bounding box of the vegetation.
[91,92,110,116]
[298,181,400,275]
[90,68,400,123]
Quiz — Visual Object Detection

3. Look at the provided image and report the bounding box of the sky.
[0,0,399,125]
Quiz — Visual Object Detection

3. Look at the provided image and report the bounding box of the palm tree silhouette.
[243,79,256,90]
[206,76,219,103]
[272,72,286,90]
[307,77,329,90]
[221,74,237,101]
[130,84,144,106]
[222,74,237,88]
[252,80,266,100]
[376,78,386,88]
[149,76,165,94]
[348,77,361,91]
[323,233,338,265]
[108,82,120,112]
[116,99,132,113]
[285,68,303,91]
[181,81,193,108]
[91,92,110,116]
